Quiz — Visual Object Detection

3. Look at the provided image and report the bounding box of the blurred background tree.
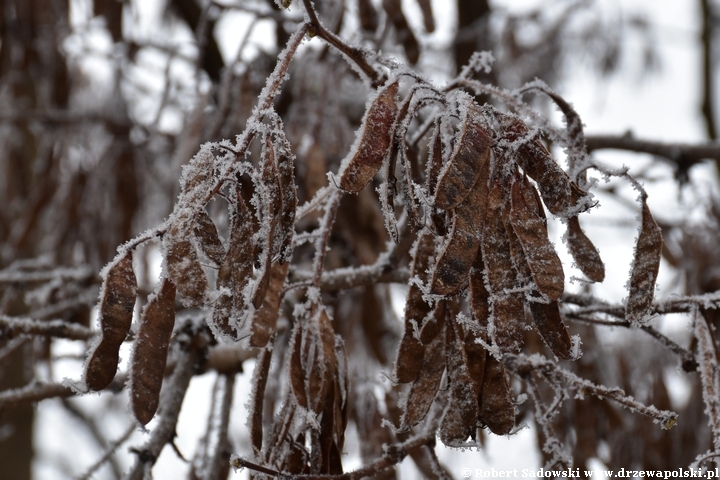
[0,0,719,479]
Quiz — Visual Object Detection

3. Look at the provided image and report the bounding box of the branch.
[585,134,720,168]
[507,353,678,430]
[231,432,436,479]
[0,315,94,341]
[693,308,720,450]
[0,382,74,409]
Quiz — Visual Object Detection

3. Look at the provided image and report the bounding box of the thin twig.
[693,307,720,450]
[77,424,135,480]
[0,315,94,340]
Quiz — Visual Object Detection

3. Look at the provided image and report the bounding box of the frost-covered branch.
[693,308,720,450]
[586,135,720,167]
[507,353,678,429]
[0,315,94,340]
[0,381,75,409]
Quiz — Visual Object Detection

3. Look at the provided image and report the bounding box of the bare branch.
[0,315,94,341]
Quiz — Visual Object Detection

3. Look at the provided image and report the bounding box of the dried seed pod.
[211,191,253,338]
[249,348,273,455]
[469,252,490,328]
[440,316,480,445]
[480,354,516,435]
[289,323,308,410]
[400,327,446,430]
[395,231,435,383]
[425,120,448,235]
[131,277,177,425]
[249,261,290,348]
[193,208,225,266]
[420,299,445,345]
[626,199,663,325]
[500,114,589,216]
[430,152,490,295]
[164,222,208,307]
[358,0,379,31]
[434,100,492,210]
[85,252,137,391]
[566,216,605,283]
[337,80,399,192]
[482,174,525,353]
[528,300,572,360]
[509,176,564,301]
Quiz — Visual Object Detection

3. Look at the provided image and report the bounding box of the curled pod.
[337,80,400,193]
[626,199,663,325]
[434,99,492,210]
[131,277,177,425]
[500,114,590,217]
[430,152,490,295]
[395,231,435,383]
[84,252,137,391]
[509,175,564,301]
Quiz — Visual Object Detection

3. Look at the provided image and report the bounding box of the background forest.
[1,0,720,479]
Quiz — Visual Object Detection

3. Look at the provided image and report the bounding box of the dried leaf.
[249,261,290,348]
[430,153,490,295]
[165,224,208,307]
[509,176,564,300]
[85,252,137,391]
[566,216,605,283]
[395,231,434,383]
[337,80,399,192]
[480,355,515,435]
[131,277,177,425]
[626,199,663,325]
[401,327,446,430]
[193,208,225,266]
[434,100,492,210]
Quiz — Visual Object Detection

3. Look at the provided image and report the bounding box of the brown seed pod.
[440,315,480,445]
[289,322,308,410]
[211,190,254,338]
[425,119,448,235]
[419,298,446,345]
[509,176,564,301]
[400,326,446,430]
[193,208,225,266]
[249,261,290,348]
[430,152,490,295]
[626,199,663,325]
[357,0,379,31]
[131,277,177,425]
[395,231,435,383]
[500,114,590,217]
[479,354,516,435]
[434,100,492,210]
[249,348,273,455]
[85,251,137,391]
[528,300,572,360]
[164,222,208,307]
[566,216,605,283]
[482,173,525,353]
[337,80,399,193]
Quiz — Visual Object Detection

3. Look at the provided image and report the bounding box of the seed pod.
[337,80,399,192]
[381,0,420,64]
[289,323,308,410]
[249,261,290,348]
[566,216,605,283]
[165,222,208,307]
[626,199,663,325]
[528,300,572,360]
[509,176,564,301]
[131,277,176,425]
[500,114,589,216]
[400,327,446,430]
[419,299,445,345]
[482,174,525,353]
[211,191,253,338]
[480,354,516,435]
[434,100,492,210]
[249,348,272,455]
[440,315,480,445]
[358,0,379,31]
[85,251,137,391]
[430,153,490,295]
[193,208,225,266]
[395,231,435,383]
